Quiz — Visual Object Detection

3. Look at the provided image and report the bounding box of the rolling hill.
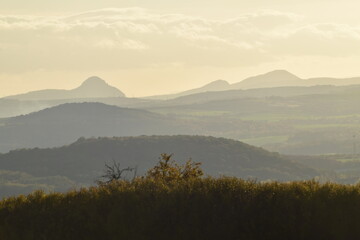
[146,79,232,100]
[0,135,319,197]
[0,102,196,153]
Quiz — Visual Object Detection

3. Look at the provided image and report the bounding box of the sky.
[1,0,360,97]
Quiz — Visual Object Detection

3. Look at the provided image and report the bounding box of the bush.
[146,153,203,182]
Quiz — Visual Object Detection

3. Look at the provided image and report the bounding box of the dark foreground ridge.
[1,178,360,240]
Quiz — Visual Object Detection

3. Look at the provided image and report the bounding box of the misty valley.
[1,71,360,196]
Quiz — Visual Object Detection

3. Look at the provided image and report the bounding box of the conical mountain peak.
[262,70,300,80]
[4,76,125,101]
[232,69,302,89]
[75,76,125,98]
[79,76,108,87]
[203,80,230,89]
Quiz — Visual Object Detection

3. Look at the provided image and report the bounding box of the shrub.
[145,153,203,182]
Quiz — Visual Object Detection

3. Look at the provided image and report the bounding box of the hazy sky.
[2,0,360,97]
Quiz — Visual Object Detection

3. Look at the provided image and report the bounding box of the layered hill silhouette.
[235,70,360,89]
[144,84,360,117]
[146,85,346,107]
[3,71,360,118]
[0,102,197,153]
[5,76,125,101]
[146,80,231,100]
[232,70,302,89]
[0,76,150,118]
[148,70,360,99]
[5,71,360,103]
[0,135,318,197]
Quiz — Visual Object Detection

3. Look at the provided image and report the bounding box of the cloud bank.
[1,8,359,74]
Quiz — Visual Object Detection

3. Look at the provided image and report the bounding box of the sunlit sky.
[1,0,360,97]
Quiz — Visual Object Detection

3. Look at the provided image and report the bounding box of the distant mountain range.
[5,70,360,103]
[5,76,125,101]
[0,76,131,118]
[236,70,360,89]
[2,71,360,157]
[3,70,360,118]
[146,80,232,100]
[147,70,360,99]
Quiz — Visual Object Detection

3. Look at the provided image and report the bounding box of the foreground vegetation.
[3,178,360,239]
[0,155,358,239]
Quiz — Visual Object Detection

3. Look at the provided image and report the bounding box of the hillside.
[0,102,194,153]
[232,70,302,89]
[0,96,155,119]
[146,79,231,100]
[229,69,360,90]
[0,135,318,197]
[141,85,360,155]
[145,85,347,107]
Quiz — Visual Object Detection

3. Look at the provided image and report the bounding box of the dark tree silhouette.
[97,160,137,184]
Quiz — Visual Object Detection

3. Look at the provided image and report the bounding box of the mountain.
[145,70,302,99]
[145,80,231,100]
[0,135,319,197]
[3,71,360,118]
[5,76,126,101]
[232,70,302,89]
[146,70,360,100]
[180,79,231,95]
[234,70,360,89]
[0,102,197,153]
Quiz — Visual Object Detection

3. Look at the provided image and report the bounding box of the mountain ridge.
[146,70,360,99]
[5,76,125,101]
[232,70,302,89]
[145,79,231,100]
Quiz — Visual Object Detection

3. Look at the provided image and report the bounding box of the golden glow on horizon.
[1,1,360,97]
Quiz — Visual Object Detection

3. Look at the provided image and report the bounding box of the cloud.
[223,10,302,30]
[271,23,360,56]
[0,8,359,73]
